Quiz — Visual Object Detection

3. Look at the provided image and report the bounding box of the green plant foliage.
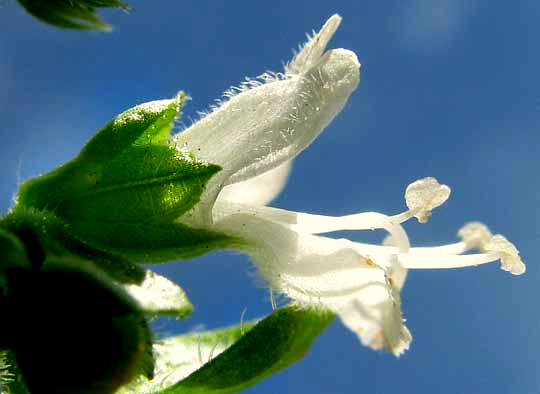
[0,349,28,394]
[15,94,234,264]
[17,0,129,31]
[1,257,154,394]
[0,229,31,297]
[0,209,146,284]
[118,320,257,393]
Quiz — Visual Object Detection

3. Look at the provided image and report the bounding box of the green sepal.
[42,144,223,257]
[80,93,185,160]
[0,208,145,284]
[17,0,129,31]
[0,229,31,298]
[15,94,233,263]
[117,319,257,394]
[71,218,238,264]
[17,93,188,215]
[123,305,334,393]
[0,349,30,394]
[0,229,31,273]
[166,305,335,394]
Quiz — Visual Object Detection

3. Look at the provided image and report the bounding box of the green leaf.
[15,94,234,263]
[17,0,130,31]
[123,305,334,394]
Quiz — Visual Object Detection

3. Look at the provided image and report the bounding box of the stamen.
[383,235,468,255]
[397,252,501,269]
[458,222,493,249]
[407,242,469,255]
[292,212,410,252]
[392,177,451,224]
[484,234,526,275]
[397,236,526,275]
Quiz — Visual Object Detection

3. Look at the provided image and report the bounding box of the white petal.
[339,288,412,356]
[285,14,342,75]
[217,160,292,206]
[123,270,191,315]
[212,211,411,355]
[175,16,360,225]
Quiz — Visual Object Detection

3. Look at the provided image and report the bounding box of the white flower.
[172,15,525,356]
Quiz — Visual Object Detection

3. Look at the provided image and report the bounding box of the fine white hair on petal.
[175,15,360,226]
[285,14,342,75]
[217,160,293,206]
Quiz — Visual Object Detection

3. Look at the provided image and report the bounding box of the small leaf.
[17,0,130,31]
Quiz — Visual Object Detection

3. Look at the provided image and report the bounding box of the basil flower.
[171,15,525,355]
[11,14,525,357]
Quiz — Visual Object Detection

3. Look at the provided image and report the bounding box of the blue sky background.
[1,1,539,393]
